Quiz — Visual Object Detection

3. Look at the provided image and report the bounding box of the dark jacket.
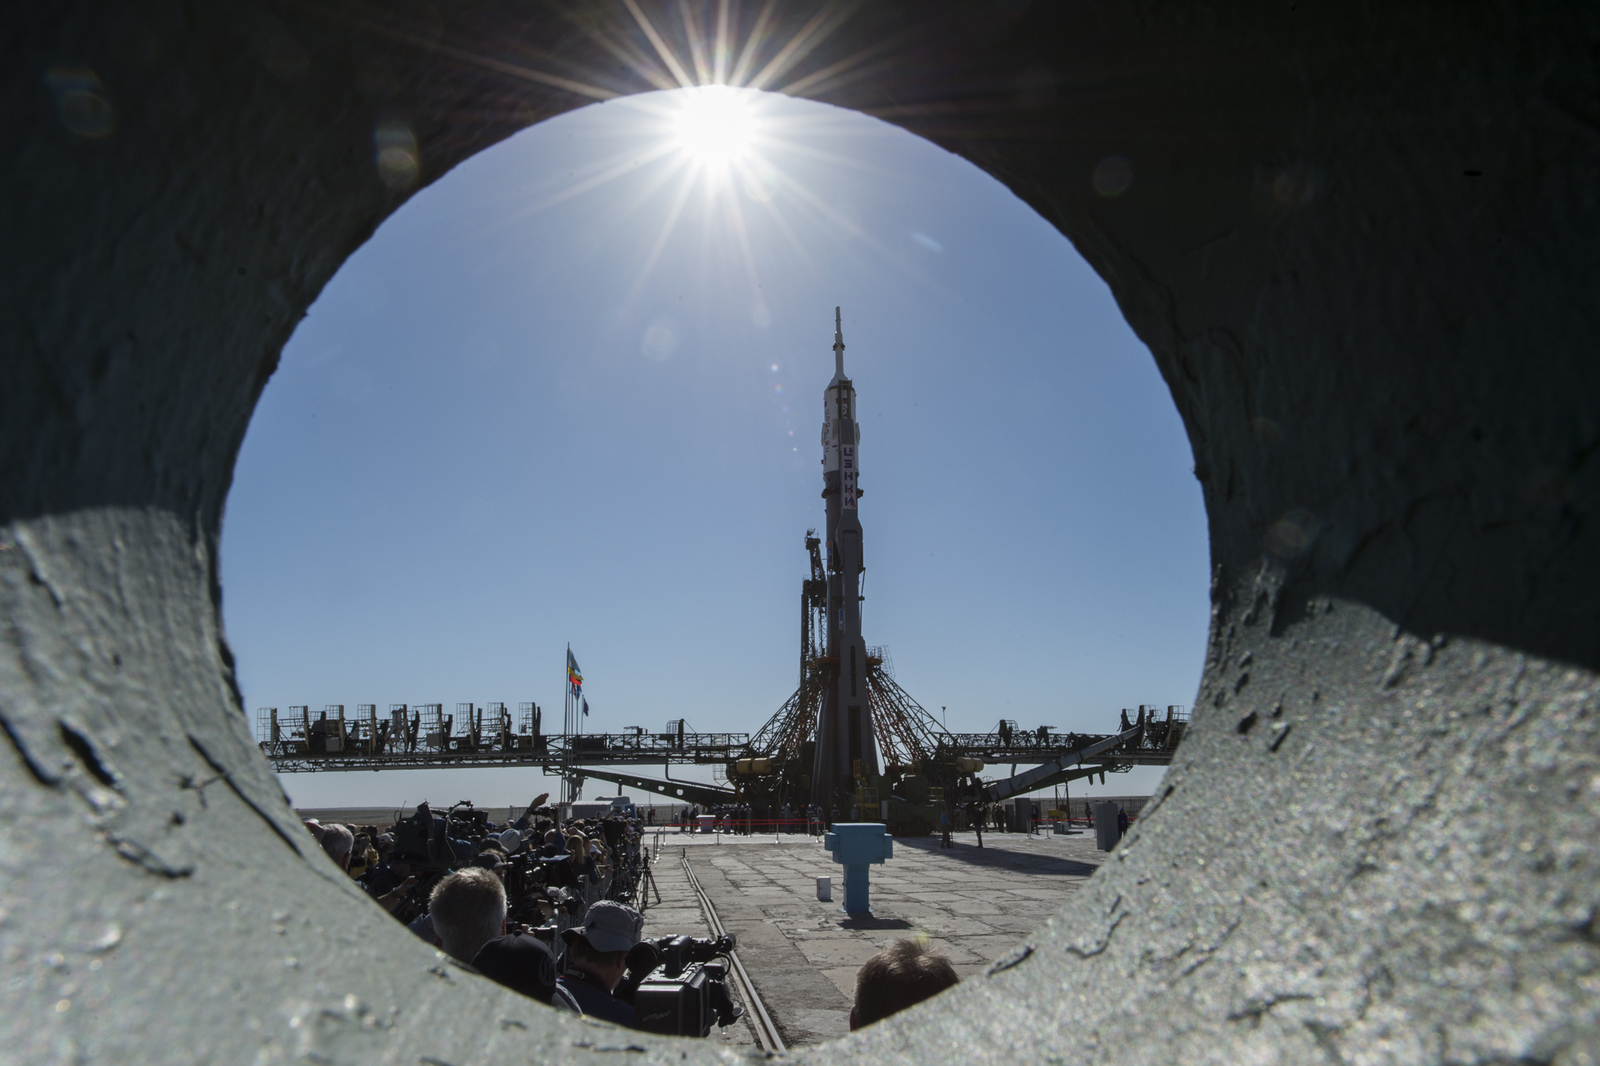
[548,856,599,892]
[552,969,634,1027]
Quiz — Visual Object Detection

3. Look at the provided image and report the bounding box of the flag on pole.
[567,649,583,696]
[582,698,590,717]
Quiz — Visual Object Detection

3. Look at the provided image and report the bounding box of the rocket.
[812,308,880,808]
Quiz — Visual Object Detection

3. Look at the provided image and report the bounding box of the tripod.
[637,847,663,912]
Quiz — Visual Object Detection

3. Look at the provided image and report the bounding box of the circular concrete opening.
[3,4,1596,1063]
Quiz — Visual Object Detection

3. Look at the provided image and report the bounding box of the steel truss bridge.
[257,535,1188,808]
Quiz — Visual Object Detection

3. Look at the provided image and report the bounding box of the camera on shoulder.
[614,934,744,1037]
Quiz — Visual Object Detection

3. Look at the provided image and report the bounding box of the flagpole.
[564,643,571,807]
[563,644,586,806]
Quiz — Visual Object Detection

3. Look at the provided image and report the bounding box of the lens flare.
[670,86,758,170]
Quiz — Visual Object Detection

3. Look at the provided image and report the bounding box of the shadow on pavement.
[836,916,915,931]
[894,836,1101,878]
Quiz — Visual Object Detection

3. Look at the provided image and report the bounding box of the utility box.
[823,823,893,914]
[1011,801,1034,833]
[1093,802,1120,851]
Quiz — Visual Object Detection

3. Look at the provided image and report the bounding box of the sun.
[669,86,759,171]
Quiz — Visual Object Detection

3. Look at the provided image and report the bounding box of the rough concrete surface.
[3,1,1598,1063]
[671,832,1109,1045]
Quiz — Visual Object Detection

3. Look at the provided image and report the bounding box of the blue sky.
[221,88,1208,810]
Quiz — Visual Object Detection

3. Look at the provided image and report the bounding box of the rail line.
[681,853,786,1055]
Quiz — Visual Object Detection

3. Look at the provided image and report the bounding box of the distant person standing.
[939,808,952,849]
[1116,806,1129,840]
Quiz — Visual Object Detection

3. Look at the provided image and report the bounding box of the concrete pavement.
[641,828,1106,1046]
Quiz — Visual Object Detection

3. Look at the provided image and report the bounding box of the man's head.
[471,849,507,880]
[850,939,961,1030]
[472,932,556,1003]
[428,867,507,963]
[319,824,355,871]
[560,900,643,991]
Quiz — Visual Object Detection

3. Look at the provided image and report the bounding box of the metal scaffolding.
[254,538,1190,815]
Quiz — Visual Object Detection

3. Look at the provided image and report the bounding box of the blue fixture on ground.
[823,822,893,914]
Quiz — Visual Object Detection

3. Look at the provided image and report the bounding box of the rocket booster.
[812,307,878,806]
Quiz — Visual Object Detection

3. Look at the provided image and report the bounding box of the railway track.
[681,853,786,1054]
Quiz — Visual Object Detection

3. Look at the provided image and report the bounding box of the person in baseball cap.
[472,930,556,1004]
[551,900,644,1027]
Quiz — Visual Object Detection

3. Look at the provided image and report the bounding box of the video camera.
[616,934,744,1037]
[390,800,490,867]
[499,856,568,924]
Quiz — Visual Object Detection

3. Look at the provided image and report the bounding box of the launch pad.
[255,311,1188,826]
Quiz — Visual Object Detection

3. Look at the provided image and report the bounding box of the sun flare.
[670,86,759,170]
[511,81,892,316]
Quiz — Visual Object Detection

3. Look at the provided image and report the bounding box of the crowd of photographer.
[303,796,751,1033]
[302,796,960,1038]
